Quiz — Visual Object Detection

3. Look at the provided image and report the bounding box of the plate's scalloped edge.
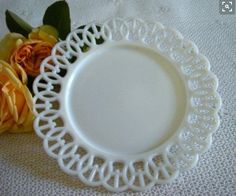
[33,18,221,192]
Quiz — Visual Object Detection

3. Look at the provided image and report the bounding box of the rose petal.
[0,33,25,62]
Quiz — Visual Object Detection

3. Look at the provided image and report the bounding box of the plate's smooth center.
[66,43,186,155]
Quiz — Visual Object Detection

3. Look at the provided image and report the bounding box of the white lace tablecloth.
[0,0,235,195]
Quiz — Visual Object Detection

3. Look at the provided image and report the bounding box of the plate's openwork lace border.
[33,18,221,192]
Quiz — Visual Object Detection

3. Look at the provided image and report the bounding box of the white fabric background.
[0,0,235,195]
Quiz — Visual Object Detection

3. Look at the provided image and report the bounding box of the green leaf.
[5,10,33,37]
[43,0,71,40]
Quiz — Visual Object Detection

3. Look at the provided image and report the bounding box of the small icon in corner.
[219,0,235,15]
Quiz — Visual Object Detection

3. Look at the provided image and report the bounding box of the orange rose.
[0,60,34,133]
[10,40,53,77]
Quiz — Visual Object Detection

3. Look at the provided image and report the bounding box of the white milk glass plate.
[33,18,221,192]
